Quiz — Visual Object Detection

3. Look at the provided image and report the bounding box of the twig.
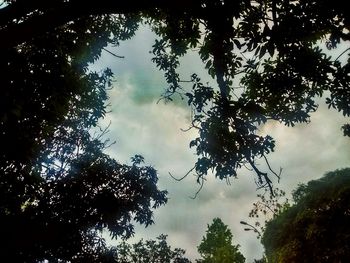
[263,155,281,181]
[190,176,205,199]
[169,166,196,181]
[95,121,112,140]
[180,126,193,132]
[248,159,273,196]
[243,162,254,171]
[102,48,125,59]
[335,47,350,62]
[226,176,232,185]
[240,220,262,238]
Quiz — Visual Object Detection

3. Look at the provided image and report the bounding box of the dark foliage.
[0,9,167,262]
[1,0,350,261]
[262,168,350,262]
[146,0,350,191]
[1,0,349,192]
[114,234,191,263]
[241,188,290,239]
[1,0,350,192]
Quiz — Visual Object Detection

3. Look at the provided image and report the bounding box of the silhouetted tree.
[1,0,350,261]
[0,8,167,262]
[262,168,350,262]
[197,218,245,263]
[1,0,349,191]
[114,234,191,263]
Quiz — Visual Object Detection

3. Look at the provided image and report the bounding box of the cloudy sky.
[91,26,350,262]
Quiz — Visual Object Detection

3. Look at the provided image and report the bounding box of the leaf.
[233,39,242,49]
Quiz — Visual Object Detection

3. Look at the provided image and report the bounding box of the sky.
[92,26,350,262]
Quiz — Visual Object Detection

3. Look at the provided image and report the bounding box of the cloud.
[259,102,350,191]
[91,25,218,108]
[100,88,350,261]
[98,81,266,260]
[95,26,350,262]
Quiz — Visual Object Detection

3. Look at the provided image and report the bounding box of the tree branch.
[271,0,278,27]
[248,158,273,195]
[102,48,124,59]
[169,166,195,181]
[0,0,205,49]
[190,175,205,199]
[263,155,281,182]
[335,47,350,62]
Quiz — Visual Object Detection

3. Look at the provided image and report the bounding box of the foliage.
[262,168,350,262]
[146,0,350,191]
[241,188,290,238]
[253,257,267,263]
[0,9,167,262]
[114,234,191,263]
[1,0,349,192]
[197,218,245,263]
[1,0,350,260]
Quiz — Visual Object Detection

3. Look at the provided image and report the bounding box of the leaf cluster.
[114,234,191,263]
[262,168,350,262]
[0,12,167,262]
[197,218,245,263]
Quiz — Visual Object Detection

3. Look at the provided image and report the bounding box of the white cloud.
[96,26,350,262]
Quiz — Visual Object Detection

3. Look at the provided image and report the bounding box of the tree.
[114,234,191,263]
[0,8,167,263]
[261,168,350,262]
[197,218,245,263]
[240,188,290,239]
[1,0,350,261]
[1,0,349,191]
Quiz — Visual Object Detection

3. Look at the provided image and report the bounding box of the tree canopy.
[1,0,349,190]
[0,5,167,262]
[1,0,350,261]
[197,218,245,263]
[262,168,350,262]
[114,234,191,263]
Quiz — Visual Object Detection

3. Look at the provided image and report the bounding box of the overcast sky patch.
[95,26,350,262]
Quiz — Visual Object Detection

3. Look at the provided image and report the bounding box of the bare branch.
[263,155,281,182]
[180,126,193,132]
[248,158,273,196]
[102,47,124,58]
[240,220,262,238]
[190,175,205,199]
[94,121,112,140]
[225,176,232,185]
[271,0,278,26]
[168,166,196,181]
[335,47,350,62]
